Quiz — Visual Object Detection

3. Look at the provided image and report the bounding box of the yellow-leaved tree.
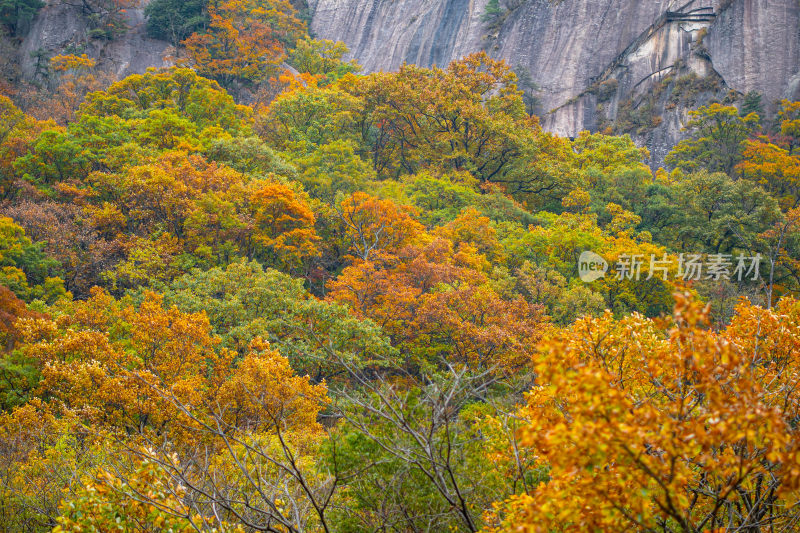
[490,293,800,532]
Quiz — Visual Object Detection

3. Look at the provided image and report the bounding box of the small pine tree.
[740,91,763,119]
[481,0,502,23]
[514,65,540,115]
[0,0,44,36]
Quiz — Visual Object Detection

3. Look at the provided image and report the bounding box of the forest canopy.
[0,0,799,531]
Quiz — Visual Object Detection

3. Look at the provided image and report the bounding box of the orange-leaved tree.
[738,139,800,210]
[8,287,333,530]
[183,0,305,89]
[491,293,800,532]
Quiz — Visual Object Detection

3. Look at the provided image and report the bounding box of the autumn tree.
[0,95,48,197]
[0,216,66,303]
[90,151,245,238]
[778,99,800,153]
[125,339,335,532]
[666,103,759,175]
[288,37,360,85]
[12,287,336,531]
[494,293,800,532]
[1,200,122,297]
[0,286,43,412]
[343,52,574,204]
[248,180,319,271]
[0,402,101,530]
[54,454,219,532]
[411,284,548,372]
[738,138,800,209]
[334,192,423,261]
[183,0,305,89]
[30,54,108,126]
[327,204,552,372]
[164,261,395,381]
[0,285,37,352]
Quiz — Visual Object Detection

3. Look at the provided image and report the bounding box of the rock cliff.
[18,0,172,82]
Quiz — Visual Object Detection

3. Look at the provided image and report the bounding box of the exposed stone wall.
[19,0,172,81]
[706,0,800,109]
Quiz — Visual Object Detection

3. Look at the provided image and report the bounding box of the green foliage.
[0,0,43,36]
[402,171,481,225]
[14,115,139,186]
[288,37,360,84]
[514,65,540,115]
[0,347,39,410]
[324,378,543,532]
[3,48,800,533]
[294,139,375,201]
[55,454,204,533]
[163,261,396,380]
[0,217,66,303]
[571,131,652,213]
[741,90,764,118]
[256,84,362,153]
[14,68,251,192]
[659,170,782,253]
[666,103,759,175]
[482,0,503,24]
[82,67,251,134]
[203,135,296,178]
[0,411,108,532]
[144,0,208,46]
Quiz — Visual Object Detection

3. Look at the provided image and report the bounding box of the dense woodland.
[0,0,799,531]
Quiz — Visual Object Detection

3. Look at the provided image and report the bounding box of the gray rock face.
[19,0,173,81]
[309,0,800,165]
[309,0,485,72]
[706,0,800,105]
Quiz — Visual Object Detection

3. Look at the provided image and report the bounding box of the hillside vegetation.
[0,1,799,531]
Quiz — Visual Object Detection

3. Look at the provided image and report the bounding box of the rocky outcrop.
[19,0,172,81]
[309,0,800,167]
[706,0,800,104]
[308,0,484,72]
